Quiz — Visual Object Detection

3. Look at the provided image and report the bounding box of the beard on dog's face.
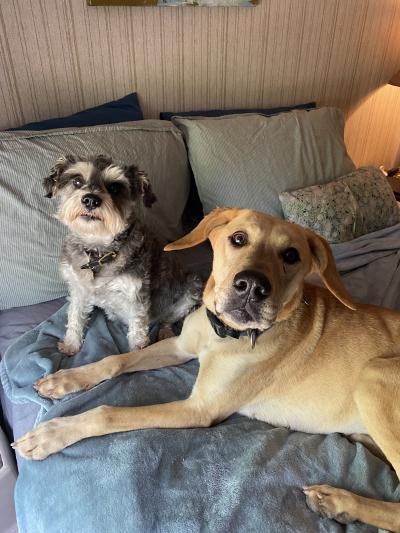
[43,155,156,240]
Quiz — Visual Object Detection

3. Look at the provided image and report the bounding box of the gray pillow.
[0,120,190,310]
[173,107,355,218]
[279,166,400,243]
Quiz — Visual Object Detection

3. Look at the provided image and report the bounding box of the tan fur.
[14,208,400,531]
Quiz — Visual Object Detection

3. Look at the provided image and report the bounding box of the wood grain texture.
[0,0,399,167]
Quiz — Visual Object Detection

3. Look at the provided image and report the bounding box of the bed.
[1,103,400,533]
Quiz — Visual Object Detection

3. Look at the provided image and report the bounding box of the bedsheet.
[2,225,400,533]
[332,221,400,310]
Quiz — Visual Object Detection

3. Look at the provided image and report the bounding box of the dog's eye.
[72,176,83,188]
[282,247,300,264]
[107,183,122,195]
[230,231,248,247]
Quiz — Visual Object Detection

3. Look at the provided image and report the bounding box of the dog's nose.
[233,270,271,302]
[81,193,102,211]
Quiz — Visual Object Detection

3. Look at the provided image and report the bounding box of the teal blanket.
[3,224,400,532]
[1,304,399,533]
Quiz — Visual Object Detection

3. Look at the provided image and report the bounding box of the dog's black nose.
[233,270,271,302]
[81,193,102,211]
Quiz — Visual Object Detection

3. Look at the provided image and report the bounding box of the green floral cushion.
[279,167,400,243]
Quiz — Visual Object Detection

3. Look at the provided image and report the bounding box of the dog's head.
[165,208,355,331]
[43,155,156,240]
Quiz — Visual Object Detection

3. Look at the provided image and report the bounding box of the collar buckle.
[81,249,118,276]
[98,251,117,265]
[206,308,262,349]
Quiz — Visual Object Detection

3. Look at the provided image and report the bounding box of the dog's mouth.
[77,212,102,222]
[218,304,277,331]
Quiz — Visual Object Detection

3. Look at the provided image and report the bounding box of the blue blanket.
[3,224,400,533]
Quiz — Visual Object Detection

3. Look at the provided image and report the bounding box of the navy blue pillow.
[11,93,143,131]
[160,102,316,121]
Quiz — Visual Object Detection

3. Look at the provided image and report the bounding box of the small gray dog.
[43,154,202,355]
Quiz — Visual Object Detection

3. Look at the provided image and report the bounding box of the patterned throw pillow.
[279,167,400,243]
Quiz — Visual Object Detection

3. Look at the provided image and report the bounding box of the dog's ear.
[136,171,157,208]
[43,155,77,198]
[164,208,241,251]
[306,230,356,310]
[91,154,113,171]
[124,166,157,208]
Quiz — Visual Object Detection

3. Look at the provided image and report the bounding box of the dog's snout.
[233,270,271,301]
[81,193,102,211]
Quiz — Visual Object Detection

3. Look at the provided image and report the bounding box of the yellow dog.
[15,208,400,531]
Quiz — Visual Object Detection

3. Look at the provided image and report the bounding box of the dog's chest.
[61,262,143,314]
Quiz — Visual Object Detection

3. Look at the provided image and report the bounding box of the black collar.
[80,225,134,276]
[206,308,262,349]
[81,249,118,276]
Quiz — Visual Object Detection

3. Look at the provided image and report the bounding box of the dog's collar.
[81,249,118,276]
[206,308,262,349]
[206,296,310,348]
[80,224,136,276]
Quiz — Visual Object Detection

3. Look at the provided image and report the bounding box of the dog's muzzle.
[221,269,274,325]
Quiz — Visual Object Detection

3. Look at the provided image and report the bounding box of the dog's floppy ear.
[307,230,356,310]
[164,208,241,251]
[43,155,77,198]
[136,170,157,208]
[92,154,113,170]
[124,166,157,208]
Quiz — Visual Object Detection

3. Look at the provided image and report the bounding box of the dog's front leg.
[13,397,218,461]
[59,289,93,356]
[126,300,151,351]
[35,337,194,399]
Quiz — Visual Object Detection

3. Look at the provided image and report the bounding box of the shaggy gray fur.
[44,154,203,354]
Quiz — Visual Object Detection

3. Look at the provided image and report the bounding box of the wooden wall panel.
[0,0,399,167]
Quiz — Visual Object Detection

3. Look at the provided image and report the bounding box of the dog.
[14,208,400,531]
[42,154,202,355]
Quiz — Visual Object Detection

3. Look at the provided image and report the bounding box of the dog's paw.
[12,418,76,460]
[57,339,81,356]
[128,335,150,351]
[303,484,356,524]
[34,368,95,399]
